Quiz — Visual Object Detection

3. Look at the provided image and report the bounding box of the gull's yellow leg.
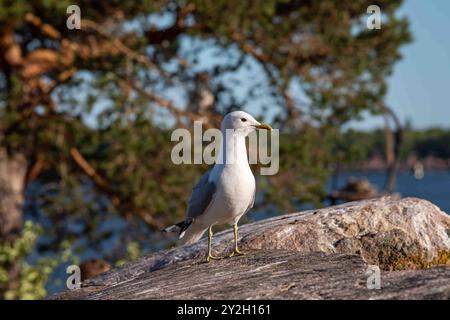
[229,223,245,257]
[207,226,222,262]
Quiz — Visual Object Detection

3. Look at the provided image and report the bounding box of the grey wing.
[185,169,216,221]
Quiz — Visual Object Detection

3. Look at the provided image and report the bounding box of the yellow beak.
[254,123,273,131]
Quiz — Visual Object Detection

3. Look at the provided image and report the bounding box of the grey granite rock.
[51,197,450,299]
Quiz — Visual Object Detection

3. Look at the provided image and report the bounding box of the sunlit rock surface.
[52,197,450,299]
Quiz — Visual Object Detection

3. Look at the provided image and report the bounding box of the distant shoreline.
[336,155,450,172]
[336,167,450,173]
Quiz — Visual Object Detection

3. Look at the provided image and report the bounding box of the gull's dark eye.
[241,118,247,122]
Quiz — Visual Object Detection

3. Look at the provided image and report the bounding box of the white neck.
[216,130,248,166]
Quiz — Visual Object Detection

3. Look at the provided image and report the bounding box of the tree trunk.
[0,148,27,297]
[0,149,26,240]
[382,105,403,193]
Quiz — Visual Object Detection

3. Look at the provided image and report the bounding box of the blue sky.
[351,0,450,129]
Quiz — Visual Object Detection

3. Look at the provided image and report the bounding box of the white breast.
[203,163,255,226]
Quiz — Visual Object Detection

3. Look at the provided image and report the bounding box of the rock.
[52,250,450,300]
[51,197,450,299]
[239,196,450,270]
[79,259,112,281]
[330,177,380,202]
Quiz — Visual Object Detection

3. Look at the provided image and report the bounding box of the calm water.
[329,170,450,214]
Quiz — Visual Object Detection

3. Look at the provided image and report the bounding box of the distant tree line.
[333,127,450,167]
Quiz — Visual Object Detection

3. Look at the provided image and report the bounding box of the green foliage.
[0,221,79,299]
[332,128,387,164]
[334,127,450,166]
[115,241,141,267]
[265,127,334,211]
[0,0,412,221]
[0,221,53,299]
[402,128,450,159]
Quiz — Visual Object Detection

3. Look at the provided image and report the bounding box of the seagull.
[165,111,272,262]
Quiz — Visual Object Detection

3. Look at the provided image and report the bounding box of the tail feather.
[179,223,208,245]
[163,220,192,239]
[163,220,207,245]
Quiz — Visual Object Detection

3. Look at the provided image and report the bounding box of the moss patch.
[389,250,450,271]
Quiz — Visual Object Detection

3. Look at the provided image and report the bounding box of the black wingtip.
[177,220,193,238]
[162,220,192,235]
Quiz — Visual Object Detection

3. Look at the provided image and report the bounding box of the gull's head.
[221,110,272,136]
